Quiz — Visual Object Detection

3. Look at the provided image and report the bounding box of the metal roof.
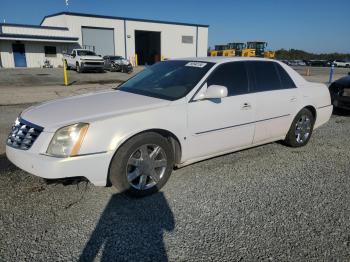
[0,23,69,31]
[0,33,79,42]
[41,11,209,28]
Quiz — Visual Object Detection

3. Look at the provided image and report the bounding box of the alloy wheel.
[295,115,311,144]
[126,144,167,190]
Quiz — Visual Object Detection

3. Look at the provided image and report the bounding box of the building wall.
[0,41,13,67]
[197,27,209,57]
[0,41,71,68]
[43,15,124,56]
[1,24,73,38]
[125,20,198,60]
[43,15,209,60]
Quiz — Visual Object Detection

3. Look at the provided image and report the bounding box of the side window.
[249,61,281,92]
[207,62,249,96]
[275,63,296,89]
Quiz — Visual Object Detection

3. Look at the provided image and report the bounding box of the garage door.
[82,27,115,56]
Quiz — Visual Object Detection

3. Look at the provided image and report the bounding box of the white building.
[0,12,209,68]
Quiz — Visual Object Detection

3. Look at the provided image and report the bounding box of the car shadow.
[79,192,175,262]
[0,153,17,173]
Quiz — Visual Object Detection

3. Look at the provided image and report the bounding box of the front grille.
[7,118,43,150]
[84,61,103,65]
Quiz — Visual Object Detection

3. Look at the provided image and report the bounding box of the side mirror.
[196,84,228,100]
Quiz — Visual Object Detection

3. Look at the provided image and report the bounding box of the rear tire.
[284,108,315,147]
[108,132,174,197]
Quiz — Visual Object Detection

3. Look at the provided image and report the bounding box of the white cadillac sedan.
[6,57,332,197]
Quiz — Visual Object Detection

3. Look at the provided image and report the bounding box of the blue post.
[328,64,334,84]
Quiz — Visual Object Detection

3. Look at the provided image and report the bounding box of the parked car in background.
[295,60,306,66]
[280,60,290,65]
[6,57,332,197]
[64,49,104,73]
[103,56,133,73]
[287,60,298,66]
[333,60,350,68]
[308,60,328,67]
[329,74,350,110]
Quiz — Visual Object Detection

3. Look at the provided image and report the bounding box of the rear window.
[275,63,296,89]
[249,61,281,92]
[77,50,96,56]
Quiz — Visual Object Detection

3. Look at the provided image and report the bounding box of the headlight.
[46,123,89,157]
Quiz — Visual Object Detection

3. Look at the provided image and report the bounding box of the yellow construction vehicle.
[242,41,275,59]
[210,41,276,59]
[210,45,227,56]
[222,49,235,57]
[227,42,246,56]
[264,50,276,59]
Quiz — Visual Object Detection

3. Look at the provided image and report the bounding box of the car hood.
[80,55,103,61]
[21,90,171,132]
[335,75,350,87]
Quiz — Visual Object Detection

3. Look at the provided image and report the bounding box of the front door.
[187,62,256,160]
[12,44,27,67]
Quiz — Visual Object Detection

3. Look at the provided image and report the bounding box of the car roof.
[174,56,276,64]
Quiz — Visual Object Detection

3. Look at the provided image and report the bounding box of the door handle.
[290,97,297,102]
[241,102,252,110]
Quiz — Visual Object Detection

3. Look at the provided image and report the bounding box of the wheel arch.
[114,128,182,164]
[106,128,182,187]
[304,105,317,121]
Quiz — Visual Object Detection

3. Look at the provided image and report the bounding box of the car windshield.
[119,60,214,100]
[109,56,123,60]
[77,50,96,56]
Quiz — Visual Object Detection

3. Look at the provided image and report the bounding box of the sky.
[1,0,349,53]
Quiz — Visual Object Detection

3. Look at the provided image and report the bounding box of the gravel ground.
[0,105,350,261]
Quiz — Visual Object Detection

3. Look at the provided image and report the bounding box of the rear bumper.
[314,104,333,129]
[6,145,114,186]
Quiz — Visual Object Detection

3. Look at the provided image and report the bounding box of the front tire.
[76,63,83,73]
[65,60,71,70]
[108,132,174,197]
[284,108,315,147]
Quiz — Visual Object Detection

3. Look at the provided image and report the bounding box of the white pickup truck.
[333,60,350,68]
[64,49,105,73]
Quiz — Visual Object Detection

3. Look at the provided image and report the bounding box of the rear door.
[246,61,298,143]
[187,62,256,159]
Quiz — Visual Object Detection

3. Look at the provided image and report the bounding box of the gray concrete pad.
[0,83,116,105]
[292,66,349,83]
[0,66,143,87]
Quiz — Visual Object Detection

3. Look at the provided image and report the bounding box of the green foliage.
[275,49,350,60]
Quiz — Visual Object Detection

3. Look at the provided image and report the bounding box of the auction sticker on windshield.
[185,62,207,68]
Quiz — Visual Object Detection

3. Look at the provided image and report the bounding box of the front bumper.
[6,145,114,186]
[333,95,350,110]
[81,62,104,69]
